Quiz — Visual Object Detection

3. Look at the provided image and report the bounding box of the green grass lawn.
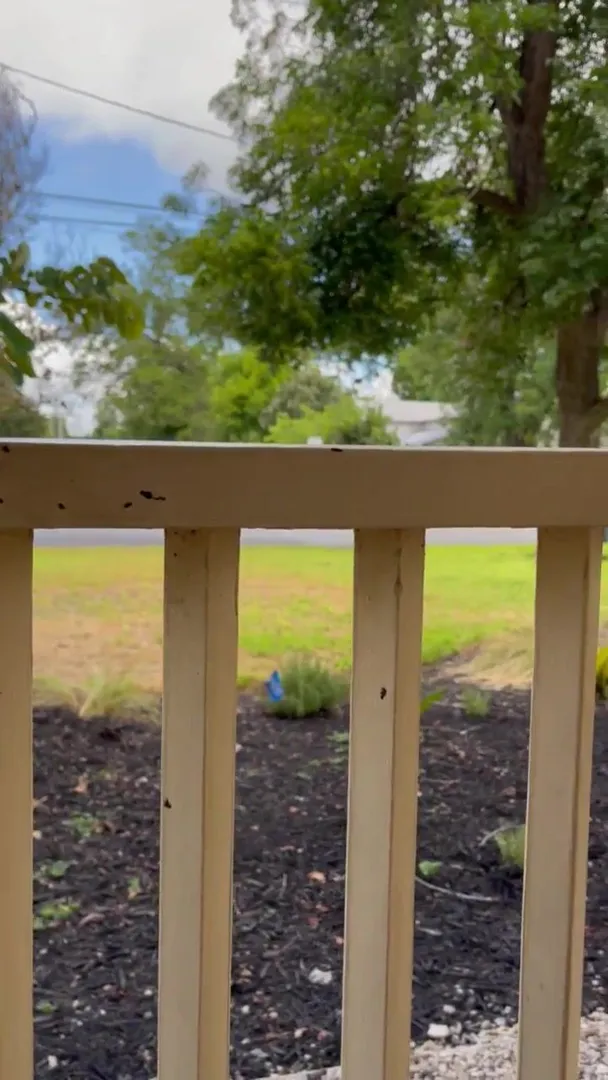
[32,543,608,697]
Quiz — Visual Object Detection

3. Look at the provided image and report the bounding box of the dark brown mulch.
[32,687,608,1079]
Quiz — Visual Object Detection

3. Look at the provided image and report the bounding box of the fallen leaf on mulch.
[308,870,326,884]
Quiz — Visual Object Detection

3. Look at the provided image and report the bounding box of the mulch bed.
[32,686,608,1079]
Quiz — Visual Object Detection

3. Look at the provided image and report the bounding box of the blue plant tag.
[265,670,284,702]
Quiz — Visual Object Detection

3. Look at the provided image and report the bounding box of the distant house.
[365,394,458,447]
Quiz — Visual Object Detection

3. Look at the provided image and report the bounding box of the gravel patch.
[253,1011,608,1079]
[409,1011,608,1077]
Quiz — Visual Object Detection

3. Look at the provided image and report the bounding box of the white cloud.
[3,0,244,188]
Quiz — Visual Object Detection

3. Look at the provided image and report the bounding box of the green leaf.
[0,310,35,379]
[421,690,444,713]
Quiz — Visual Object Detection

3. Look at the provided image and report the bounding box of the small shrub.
[78,674,142,719]
[461,687,491,718]
[596,647,608,699]
[269,655,349,719]
[34,673,143,719]
[494,825,526,870]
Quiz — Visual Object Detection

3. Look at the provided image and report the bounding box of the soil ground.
[32,686,608,1079]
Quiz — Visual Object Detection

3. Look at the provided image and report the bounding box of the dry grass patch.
[32,543,608,695]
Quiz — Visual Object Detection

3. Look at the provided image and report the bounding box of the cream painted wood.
[517,527,603,1080]
[0,440,606,528]
[341,529,425,1080]
[0,531,33,1080]
[158,529,240,1080]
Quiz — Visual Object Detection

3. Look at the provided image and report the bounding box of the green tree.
[260,363,344,430]
[265,397,398,445]
[0,375,47,437]
[393,307,556,446]
[176,0,608,446]
[209,348,286,442]
[91,219,216,441]
[94,345,212,441]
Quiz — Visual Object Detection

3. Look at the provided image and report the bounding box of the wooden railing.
[0,439,605,1080]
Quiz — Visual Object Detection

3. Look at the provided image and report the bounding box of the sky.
[4,0,243,267]
[2,0,248,430]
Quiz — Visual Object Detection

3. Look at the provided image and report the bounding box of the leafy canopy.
[175,0,608,442]
[393,305,556,445]
[90,210,390,445]
[264,397,398,445]
[90,219,216,441]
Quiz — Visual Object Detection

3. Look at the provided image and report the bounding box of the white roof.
[366,394,458,424]
[402,423,451,446]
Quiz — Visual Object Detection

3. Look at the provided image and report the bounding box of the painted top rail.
[0,438,606,530]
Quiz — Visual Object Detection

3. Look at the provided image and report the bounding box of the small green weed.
[127,876,142,900]
[328,732,349,746]
[66,813,101,840]
[494,825,526,870]
[36,860,70,883]
[34,899,80,931]
[421,690,444,712]
[461,687,491,718]
[269,655,349,719]
[36,1000,57,1015]
[418,860,442,880]
[327,729,350,765]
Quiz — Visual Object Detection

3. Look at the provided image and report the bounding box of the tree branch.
[519,21,558,130]
[466,189,522,217]
[584,396,608,439]
[495,3,559,211]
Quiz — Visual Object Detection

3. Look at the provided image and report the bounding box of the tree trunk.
[556,314,606,448]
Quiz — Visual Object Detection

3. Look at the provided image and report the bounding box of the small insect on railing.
[0,440,605,1080]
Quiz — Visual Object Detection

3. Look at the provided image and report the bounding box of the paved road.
[35,527,538,548]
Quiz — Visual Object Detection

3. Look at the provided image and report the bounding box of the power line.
[1,61,237,143]
[37,212,203,231]
[38,190,198,215]
[38,213,139,229]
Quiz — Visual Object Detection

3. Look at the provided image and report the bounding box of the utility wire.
[38,213,140,229]
[38,190,199,215]
[38,210,207,229]
[1,61,236,143]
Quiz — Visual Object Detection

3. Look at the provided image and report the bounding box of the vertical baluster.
[342,529,426,1080]
[158,528,240,1080]
[518,527,603,1080]
[0,530,33,1080]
